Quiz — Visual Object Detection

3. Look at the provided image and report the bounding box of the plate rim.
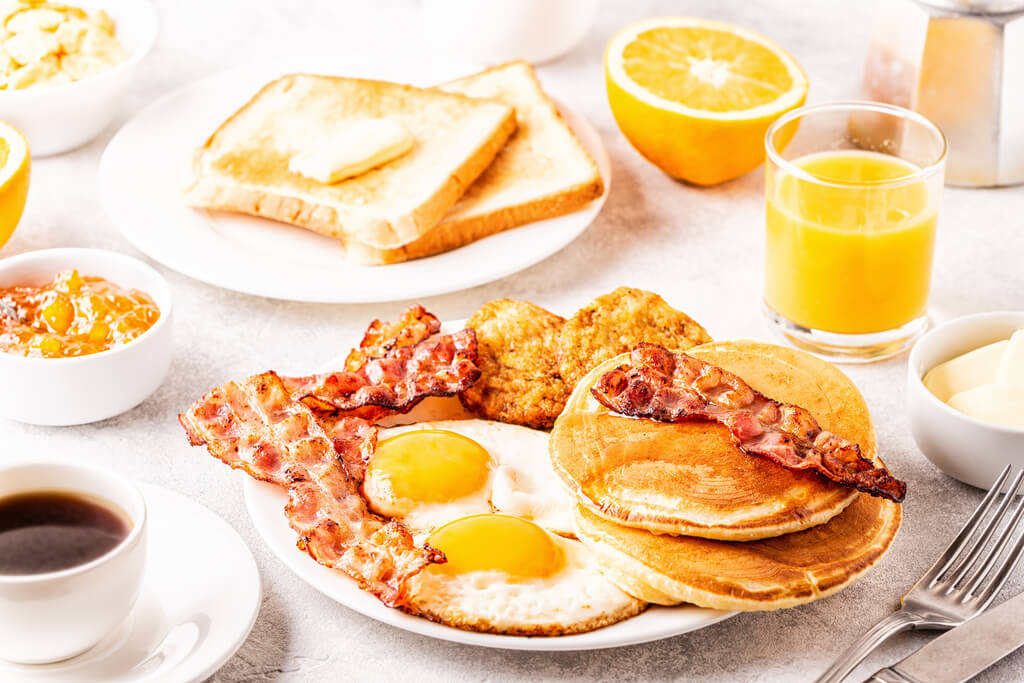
[241,477,735,652]
[98,58,611,303]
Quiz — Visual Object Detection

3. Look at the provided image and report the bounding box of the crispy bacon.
[284,328,481,416]
[178,306,480,607]
[344,304,441,372]
[591,343,906,502]
[317,411,378,482]
[179,372,442,606]
[179,375,379,486]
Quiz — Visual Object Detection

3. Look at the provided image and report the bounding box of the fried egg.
[360,419,645,635]
[407,513,646,635]
[361,419,575,536]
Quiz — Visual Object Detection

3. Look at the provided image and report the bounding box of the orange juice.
[765,150,937,335]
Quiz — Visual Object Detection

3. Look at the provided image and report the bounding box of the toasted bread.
[342,61,604,264]
[184,73,517,249]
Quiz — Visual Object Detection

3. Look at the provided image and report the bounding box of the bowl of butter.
[0,0,157,156]
[908,311,1024,489]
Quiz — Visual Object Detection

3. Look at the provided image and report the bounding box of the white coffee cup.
[0,461,148,664]
[421,0,599,65]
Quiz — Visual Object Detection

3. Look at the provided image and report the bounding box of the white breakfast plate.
[240,319,735,651]
[1,483,261,682]
[99,56,610,303]
[243,467,733,652]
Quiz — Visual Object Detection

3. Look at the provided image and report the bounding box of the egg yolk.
[427,514,564,580]
[368,430,492,503]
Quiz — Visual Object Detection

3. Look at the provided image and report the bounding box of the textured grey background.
[3,0,1024,681]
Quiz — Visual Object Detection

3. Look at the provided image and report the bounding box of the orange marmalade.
[0,270,160,358]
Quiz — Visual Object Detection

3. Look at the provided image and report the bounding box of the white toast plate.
[99,56,610,303]
[0,483,261,682]
[240,320,735,651]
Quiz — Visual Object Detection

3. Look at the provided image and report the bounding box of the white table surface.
[3,0,1024,681]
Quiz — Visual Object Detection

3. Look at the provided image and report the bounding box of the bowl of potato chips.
[0,0,157,156]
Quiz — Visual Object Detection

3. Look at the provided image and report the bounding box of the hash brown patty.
[459,299,570,429]
[557,287,712,388]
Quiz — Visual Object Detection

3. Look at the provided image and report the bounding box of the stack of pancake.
[549,340,902,611]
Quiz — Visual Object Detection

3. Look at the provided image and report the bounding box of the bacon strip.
[180,372,442,606]
[179,306,481,607]
[317,412,378,482]
[284,328,480,416]
[343,304,441,372]
[590,343,906,502]
[179,375,379,486]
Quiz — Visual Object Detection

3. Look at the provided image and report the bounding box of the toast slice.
[184,74,517,249]
[341,61,604,265]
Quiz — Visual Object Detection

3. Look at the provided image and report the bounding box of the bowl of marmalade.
[0,248,172,425]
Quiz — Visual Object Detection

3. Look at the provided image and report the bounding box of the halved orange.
[605,17,808,186]
[0,121,30,249]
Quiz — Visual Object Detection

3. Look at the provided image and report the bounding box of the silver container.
[862,0,1024,186]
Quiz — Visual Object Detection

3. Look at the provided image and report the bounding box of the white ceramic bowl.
[0,0,158,156]
[907,311,1024,489]
[0,248,173,425]
[421,0,598,64]
[0,461,148,664]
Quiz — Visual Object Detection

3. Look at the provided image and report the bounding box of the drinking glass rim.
[764,100,948,190]
[914,0,1024,17]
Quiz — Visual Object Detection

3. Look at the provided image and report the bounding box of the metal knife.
[866,591,1024,683]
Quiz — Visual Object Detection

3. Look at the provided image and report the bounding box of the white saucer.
[0,483,261,682]
[240,320,734,651]
[99,56,610,303]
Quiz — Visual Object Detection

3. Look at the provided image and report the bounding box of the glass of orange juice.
[764,101,947,362]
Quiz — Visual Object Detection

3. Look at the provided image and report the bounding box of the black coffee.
[0,491,131,575]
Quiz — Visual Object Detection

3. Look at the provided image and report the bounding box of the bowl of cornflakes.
[0,0,158,156]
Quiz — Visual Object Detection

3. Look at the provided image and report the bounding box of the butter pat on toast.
[288,118,414,184]
[184,74,517,249]
[342,61,604,264]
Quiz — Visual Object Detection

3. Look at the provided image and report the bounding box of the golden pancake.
[574,491,901,611]
[549,340,875,540]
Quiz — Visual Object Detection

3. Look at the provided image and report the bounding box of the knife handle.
[864,667,926,683]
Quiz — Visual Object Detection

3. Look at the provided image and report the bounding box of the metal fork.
[816,464,1024,683]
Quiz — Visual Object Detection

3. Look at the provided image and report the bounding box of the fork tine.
[961,486,1024,604]
[942,468,1024,591]
[972,530,1024,610]
[923,465,1013,587]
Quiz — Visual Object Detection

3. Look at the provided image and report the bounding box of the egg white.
[407,528,646,636]
[360,418,646,634]
[363,419,576,537]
